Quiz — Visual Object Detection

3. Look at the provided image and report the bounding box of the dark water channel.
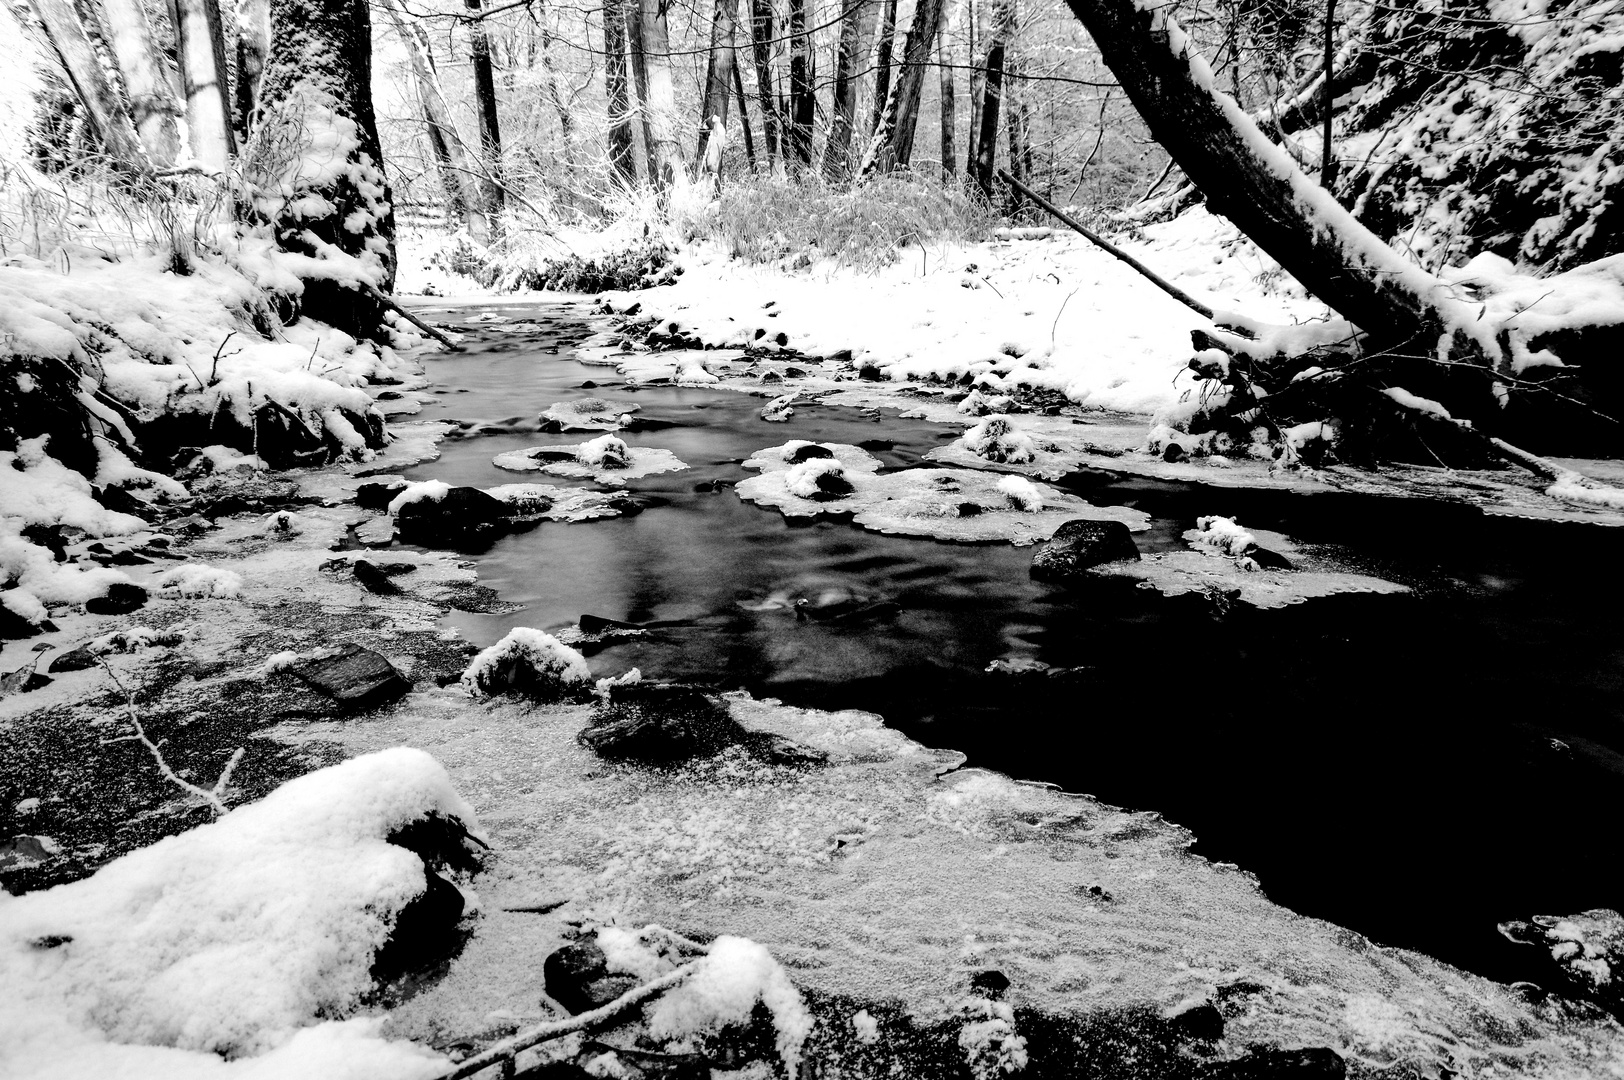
[401,301,1624,993]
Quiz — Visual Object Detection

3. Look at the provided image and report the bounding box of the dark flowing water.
[402,301,1624,992]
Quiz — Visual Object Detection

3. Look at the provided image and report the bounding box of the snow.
[540,399,640,432]
[0,748,476,1078]
[460,627,592,697]
[1188,515,1259,557]
[594,208,1327,417]
[851,1009,880,1044]
[958,996,1029,1079]
[646,935,812,1076]
[960,416,1038,465]
[492,441,688,485]
[738,441,1149,544]
[154,565,244,599]
[1383,387,1454,421]
[386,480,452,515]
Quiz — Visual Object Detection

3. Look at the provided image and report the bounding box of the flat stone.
[291,643,410,711]
[84,582,149,615]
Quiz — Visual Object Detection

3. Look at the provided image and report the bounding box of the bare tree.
[639,0,690,191]
[748,0,779,167]
[858,0,947,174]
[98,0,184,165]
[786,0,813,166]
[937,0,954,177]
[603,0,637,185]
[25,0,148,167]
[169,0,238,168]
[969,0,1009,198]
[822,0,874,182]
[867,0,898,139]
[696,0,740,163]
[380,0,489,238]
[464,0,506,220]
[234,0,270,139]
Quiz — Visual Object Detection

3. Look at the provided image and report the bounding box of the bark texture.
[252,0,397,331]
[786,0,813,166]
[639,0,689,191]
[170,0,238,168]
[603,0,637,185]
[234,0,270,140]
[748,0,779,166]
[696,0,740,163]
[98,0,184,166]
[858,0,946,175]
[822,0,874,182]
[26,0,147,167]
[464,0,506,219]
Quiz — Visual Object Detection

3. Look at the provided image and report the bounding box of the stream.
[397,299,1624,994]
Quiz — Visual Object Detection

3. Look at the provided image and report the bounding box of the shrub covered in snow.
[998,475,1045,512]
[460,627,592,699]
[577,434,631,468]
[961,416,1037,465]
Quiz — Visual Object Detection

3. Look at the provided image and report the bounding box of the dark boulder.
[84,582,149,615]
[1,602,45,640]
[394,486,513,545]
[291,643,411,711]
[1031,520,1141,582]
[372,866,466,980]
[353,560,402,595]
[544,938,639,1015]
[581,683,826,768]
[786,443,835,463]
[356,481,407,511]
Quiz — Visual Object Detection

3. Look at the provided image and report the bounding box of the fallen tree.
[1058,0,1624,470]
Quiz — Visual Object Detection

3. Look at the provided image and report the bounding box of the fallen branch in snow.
[999,169,1215,320]
[360,283,461,351]
[440,960,699,1079]
[97,660,243,816]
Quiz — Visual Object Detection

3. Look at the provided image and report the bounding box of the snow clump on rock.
[961,416,1037,464]
[460,627,592,699]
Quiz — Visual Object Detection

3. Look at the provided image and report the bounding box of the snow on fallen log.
[0,747,484,1078]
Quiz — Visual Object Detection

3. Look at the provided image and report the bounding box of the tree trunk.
[748,0,779,167]
[98,0,184,166]
[867,0,898,140]
[603,0,637,185]
[732,61,756,170]
[624,0,657,185]
[786,0,812,167]
[379,0,488,239]
[857,0,946,175]
[969,0,1007,198]
[464,0,506,221]
[534,0,575,153]
[696,0,740,163]
[964,0,980,176]
[234,0,270,140]
[937,0,954,177]
[26,0,148,167]
[1004,53,1031,215]
[170,0,237,169]
[822,0,874,182]
[639,0,689,192]
[252,0,396,332]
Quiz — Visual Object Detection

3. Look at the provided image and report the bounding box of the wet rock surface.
[290,644,412,711]
[1030,519,1142,580]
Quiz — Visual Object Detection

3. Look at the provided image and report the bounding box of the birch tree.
[98,0,184,166]
[169,0,237,168]
[25,0,147,167]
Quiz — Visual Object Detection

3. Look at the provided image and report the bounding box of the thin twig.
[99,660,238,816]
[439,960,698,1080]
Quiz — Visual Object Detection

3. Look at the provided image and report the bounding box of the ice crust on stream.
[491,437,688,483]
[736,441,1150,544]
[279,690,1624,1079]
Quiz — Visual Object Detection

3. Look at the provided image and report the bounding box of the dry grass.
[678,173,997,269]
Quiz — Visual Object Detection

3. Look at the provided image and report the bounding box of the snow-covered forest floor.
[7,209,1624,1079]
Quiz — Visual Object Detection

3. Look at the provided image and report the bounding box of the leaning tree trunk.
[1056,0,1624,453]
[251,0,396,334]
[857,0,946,175]
[696,0,740,163]
[748,0,779,167]
[732,62,757,169]
[639,0,690,193]
[867,0,898,139]
[603,0,637,184]
[822,0,874,182]
[169,0,237,169]
[98,0,184,166]
[786,0,813,167]
[25,0,148,167]
[380,0,489,239]
[464,0,506,222]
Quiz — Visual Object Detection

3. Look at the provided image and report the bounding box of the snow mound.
[0,748,476,1077]
[386,480,451,516]
[738,442,1148,545]
[540,399,640,432]
[647,935,812,1076]
[491,441,688,485]
[154,564,244,599]
[1188,515,1257,557]
[960,416,1038,465]
[461,627,592,698]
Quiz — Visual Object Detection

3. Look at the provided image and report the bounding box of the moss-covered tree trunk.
[250,0,396,335]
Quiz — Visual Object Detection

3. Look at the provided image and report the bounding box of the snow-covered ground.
[535,209,1332,417]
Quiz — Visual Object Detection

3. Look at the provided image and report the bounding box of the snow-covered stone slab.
[485,483,633,523]
[540,398,641,432]
[492,435,688,484]
[1091,550,1410,608]
[737,441,1149,545]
